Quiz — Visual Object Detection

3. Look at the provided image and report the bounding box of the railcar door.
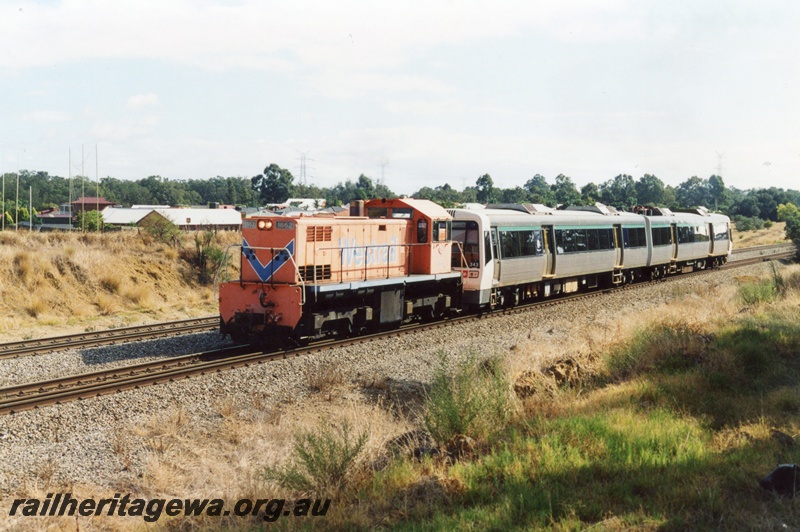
[708,222,715,255]
[670,223,678,260]
[613,224,623,268]
[542,224,556,277]
[491,228,501,281]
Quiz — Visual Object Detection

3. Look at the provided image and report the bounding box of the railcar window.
[485,232,493,264]
[598,228,612,250]
[714,224,729,241]
[677,226,696,244]
[555,228,614,254]
[498,229,543,258]
[622,227,647,248]
[651,226,672,246]
[694,225,710,242]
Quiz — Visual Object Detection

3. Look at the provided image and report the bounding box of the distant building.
[101,207,152,229]
[140,208,242,231]
[104,207,242,231]
[71,196,115,214]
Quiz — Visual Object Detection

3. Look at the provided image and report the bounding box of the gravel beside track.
[0,258,788,494]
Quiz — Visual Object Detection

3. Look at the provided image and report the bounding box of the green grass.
[265,270,800,530]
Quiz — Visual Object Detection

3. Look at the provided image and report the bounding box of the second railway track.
[1,248,794,416]
[0,316,219,360]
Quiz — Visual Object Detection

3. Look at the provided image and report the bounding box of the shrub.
[191,231,226,285]
[738,279,777,306]
[605,321,709,379]
[423,353,513,445]
[733,215,764,232]
[262,421,368,494]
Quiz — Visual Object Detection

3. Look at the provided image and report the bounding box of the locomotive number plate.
[242,220,256,229]
[275,221,295,229]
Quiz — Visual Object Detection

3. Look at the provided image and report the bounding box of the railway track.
[0,316,219,360]
[1,243,792,362]
[731,242,795,255]
[1,248,794,416]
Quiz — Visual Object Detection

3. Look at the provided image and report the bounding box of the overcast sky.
[1,0,798,195]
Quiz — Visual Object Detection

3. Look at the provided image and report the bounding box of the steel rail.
[0,316,219,360]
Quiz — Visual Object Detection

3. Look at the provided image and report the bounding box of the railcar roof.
[457,208,646,225]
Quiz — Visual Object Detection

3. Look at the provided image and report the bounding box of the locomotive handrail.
[313,243,408,283]
[312,241,457,284]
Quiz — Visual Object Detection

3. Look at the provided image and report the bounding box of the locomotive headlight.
[257,219,273,230]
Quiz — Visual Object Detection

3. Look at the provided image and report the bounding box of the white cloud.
[20,110,71,122]
[127,94,160,107]
[0,0,635,72]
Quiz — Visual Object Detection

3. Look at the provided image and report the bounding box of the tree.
[500,187,530,204]
[75,210,103,232]
[600,174,637,208]
[777,203,800,259]
[475,174,497,204]
[355,174,375,200]
[635,174,667,205]
[676,176,709,208]
[707,175,726,210]
[251,163,294,204]
[580,182,600,204]
[524,174,555,205]
[732,196,760,218]
[551,174,580,206]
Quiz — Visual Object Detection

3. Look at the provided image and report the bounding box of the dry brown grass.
[732,220,789,247]
[0,231,223,342]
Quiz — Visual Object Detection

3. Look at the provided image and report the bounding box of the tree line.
[1,166,799,227]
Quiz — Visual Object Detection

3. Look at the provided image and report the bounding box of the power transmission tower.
[296,150,315,186]
[378,156,389,186]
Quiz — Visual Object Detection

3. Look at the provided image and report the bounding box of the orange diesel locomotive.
[218,198,463,345]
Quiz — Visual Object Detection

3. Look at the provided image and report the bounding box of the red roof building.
[71,197,115,213]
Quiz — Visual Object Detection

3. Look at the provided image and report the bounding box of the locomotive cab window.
[434,220,451,242]
[391,208,413,219]
[417,219,428,243]
[367,207,388,219]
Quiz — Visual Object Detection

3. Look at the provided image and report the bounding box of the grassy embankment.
[0,229,239,342]
[244,262,795,530]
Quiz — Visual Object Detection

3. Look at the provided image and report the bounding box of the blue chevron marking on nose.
[242,238,295,283]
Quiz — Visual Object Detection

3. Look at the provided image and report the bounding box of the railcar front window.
[451,221,480,268]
